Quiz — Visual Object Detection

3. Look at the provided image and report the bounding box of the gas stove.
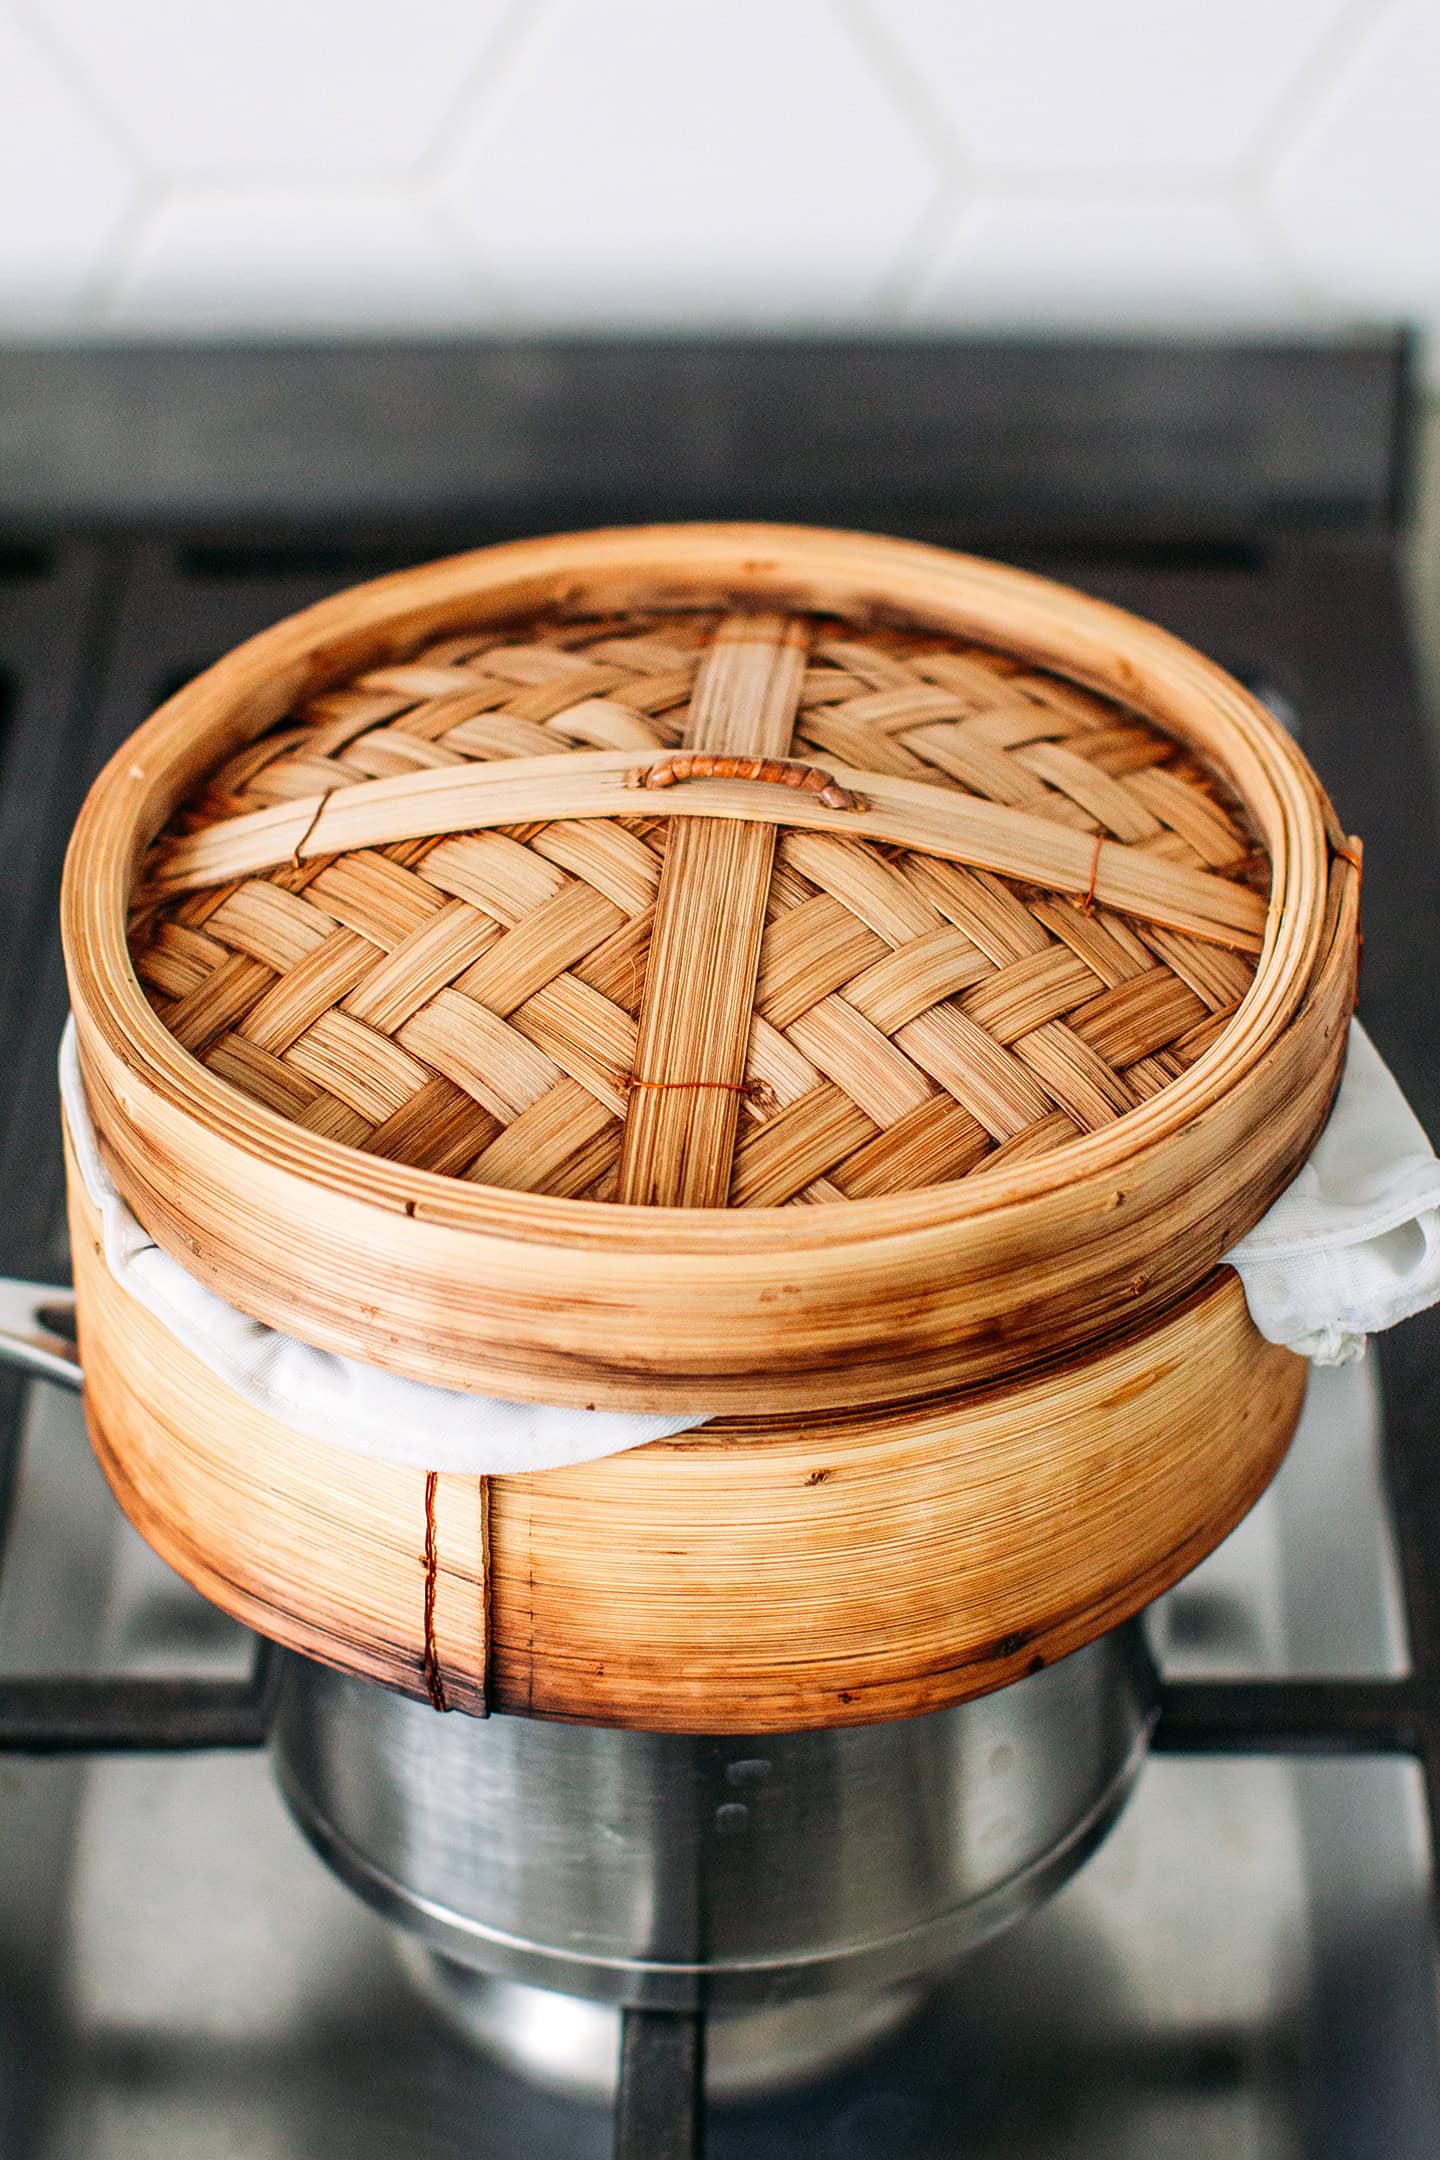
[0,335,1437,2158]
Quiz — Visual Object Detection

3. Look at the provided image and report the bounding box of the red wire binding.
[1078,832,1104,913]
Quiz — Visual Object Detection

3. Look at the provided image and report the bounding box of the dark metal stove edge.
[0,331,1412,541]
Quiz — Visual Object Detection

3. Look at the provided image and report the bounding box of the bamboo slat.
[138,753,1269,950]
[66,1131,489,1717]
[618,614,805,1206]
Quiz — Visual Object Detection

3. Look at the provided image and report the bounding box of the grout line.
[423,187,528,326]
[104,172,457,206]
[1230,188,1340,318]
[409,189,512,319]
[830,0,972,318]
[1240,0,1396,196]
[870,178,970,319]
[894,193,990,321]
[420,0,555,185]
[416,0,557,316]
[838,0,969,178]
[6,0,157,329]
[964,169,1244,201]
[1237,0,1406,319]
[73,180,167,329]
[12,0,159,178]
[86,174,514,335]
[14,0,546,201]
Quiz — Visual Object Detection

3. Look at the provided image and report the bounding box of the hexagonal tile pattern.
[0,9,137,320]
[37,0,518,177]
[871,0,1355,178]
[1265,0,1440,326]
[2,0,1432,352]
[105,190,487,331]
[915,196,1295,328]
[440,0,943,321]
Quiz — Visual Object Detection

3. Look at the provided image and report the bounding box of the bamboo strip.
[488,1272,1304,1730]
[618,616,806,1206]
[66,1130,489,1715]
[141,749,1268,952]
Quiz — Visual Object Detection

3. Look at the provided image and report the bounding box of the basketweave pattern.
[129,611,1267,1208]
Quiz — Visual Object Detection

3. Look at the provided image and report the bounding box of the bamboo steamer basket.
[62,524,1359,1732]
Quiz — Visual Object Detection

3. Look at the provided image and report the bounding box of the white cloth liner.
[1225,1020,1440,1366]
[60,1023,705,1474]
[60,1017,1440,1473]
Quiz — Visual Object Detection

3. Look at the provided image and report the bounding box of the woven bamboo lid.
[131,609,1269,1204]
[64,525,1358,1412]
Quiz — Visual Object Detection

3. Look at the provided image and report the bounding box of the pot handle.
[0,1281,83,1392]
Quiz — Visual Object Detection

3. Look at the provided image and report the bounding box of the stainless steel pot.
[271,1625,1158,2015]
[0,1292,1159,2012]
[1,1279,1161,2091]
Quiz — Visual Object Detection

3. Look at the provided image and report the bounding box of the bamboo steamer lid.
[62,524,1359,1731]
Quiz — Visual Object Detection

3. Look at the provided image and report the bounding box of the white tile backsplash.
[0,9,137,321]
[439,0,942,322]
[0,0,1435,372]
[107,189,487,333]
[1264,0,1440,320]
[871,0,1357,178]
[916,194,1299,328]
[34,0,518,177]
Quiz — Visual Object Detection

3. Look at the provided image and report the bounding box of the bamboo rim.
[66,523,1335,1253]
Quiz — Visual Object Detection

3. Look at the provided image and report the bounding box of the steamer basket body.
[69,1143,1305,1732]
[64,524,1356,1412]
[59,525,1354,1732]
